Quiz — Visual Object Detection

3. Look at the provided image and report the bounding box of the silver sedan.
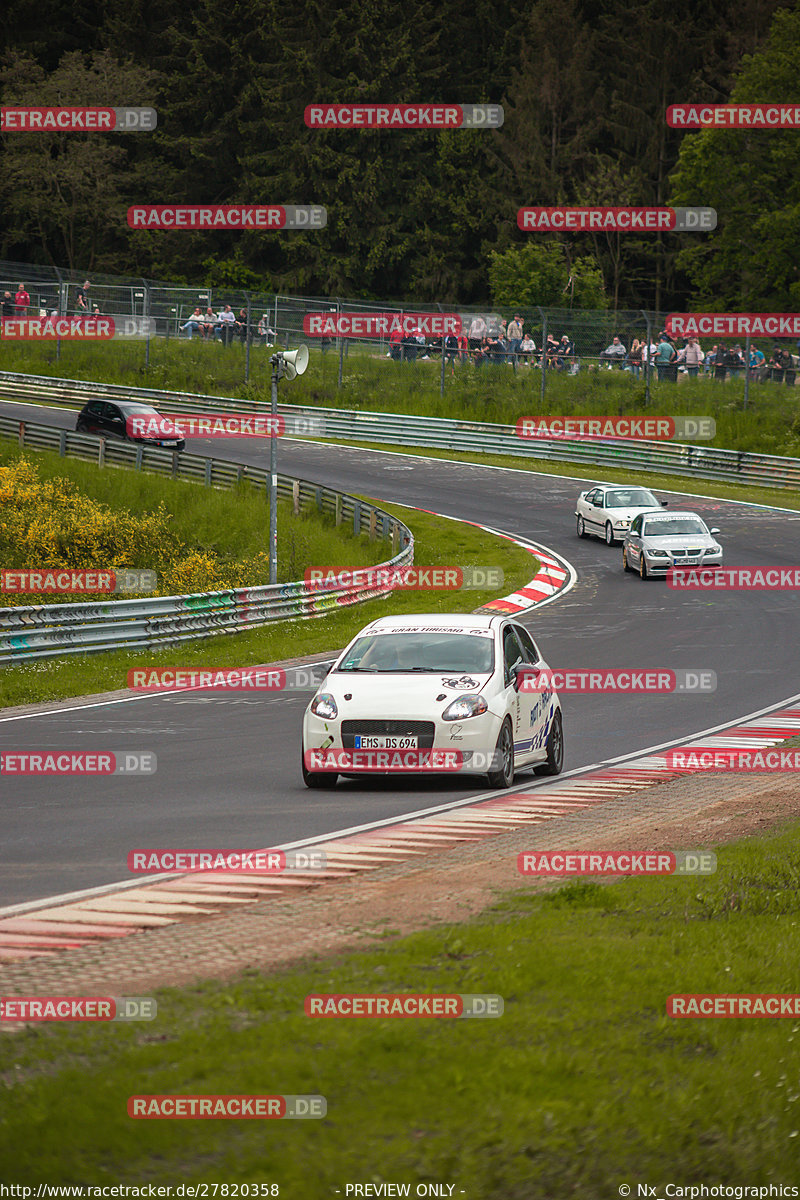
[622,511,723,579]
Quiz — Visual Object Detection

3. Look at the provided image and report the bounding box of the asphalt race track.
[3,399,800,906]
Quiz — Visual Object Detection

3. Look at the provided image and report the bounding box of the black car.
[76,400,186,451]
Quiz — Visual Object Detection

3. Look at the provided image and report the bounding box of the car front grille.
[670,549,702,557]
[341,719,436,748]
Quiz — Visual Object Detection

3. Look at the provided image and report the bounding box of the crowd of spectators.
[180,304,275,346]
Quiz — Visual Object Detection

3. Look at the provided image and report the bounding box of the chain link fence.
[2,258,800,401]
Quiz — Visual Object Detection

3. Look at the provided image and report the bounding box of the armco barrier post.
[245,293,252,385]
[143,281,151,369]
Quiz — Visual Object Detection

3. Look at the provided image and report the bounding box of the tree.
[488,241,606,308]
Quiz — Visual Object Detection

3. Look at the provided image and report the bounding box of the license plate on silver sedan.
[354,735,419,749]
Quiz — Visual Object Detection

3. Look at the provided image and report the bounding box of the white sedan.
[301,613,564,790]
[576,483,668,544]
[622,510,723,579]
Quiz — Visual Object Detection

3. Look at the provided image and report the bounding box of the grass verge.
[3,339,800,457]
[0,498,537,709]
[2,821,800,1188]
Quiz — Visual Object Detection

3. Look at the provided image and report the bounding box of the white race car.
[301,613,563,790]
[576,483,668,544]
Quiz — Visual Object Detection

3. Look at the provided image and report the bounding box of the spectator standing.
[626,338,643,379]
[75,280,90,312]
[388,325,403,360]
[468,314,486,351]
[506,314,523,366]
[641,337,658,378]
[2,291,15,319]
[656,333,677,381]
[457,329,470,363]
[444,332,459,375]
[15,283,30,316]
[681,336,704,378]
[714,342,729,381]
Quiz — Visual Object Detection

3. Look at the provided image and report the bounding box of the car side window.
[594,492,605,507]
[86,401,103,416]
[105,404,124,422]
[512,625,539,663]
[502,626,525,684]
[585,489,597,504]
[630,515,642,535]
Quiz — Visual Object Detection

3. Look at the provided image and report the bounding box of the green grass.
[0,497,537,709]
[2,822,800,1190]
[4,338,800,458]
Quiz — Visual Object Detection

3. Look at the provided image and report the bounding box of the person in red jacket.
[15,283,30,316]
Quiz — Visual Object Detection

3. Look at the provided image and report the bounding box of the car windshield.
[605,489,658,508]
[336,632,494,674]
[643,518,706,536]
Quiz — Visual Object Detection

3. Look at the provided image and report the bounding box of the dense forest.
[1,0,799,309]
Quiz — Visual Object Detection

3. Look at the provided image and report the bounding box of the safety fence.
[4,258,799,397]
[0,414,414,664]
[1,370,799,492]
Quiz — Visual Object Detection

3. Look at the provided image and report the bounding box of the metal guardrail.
[1,370,799,490]
[0,415,414,664]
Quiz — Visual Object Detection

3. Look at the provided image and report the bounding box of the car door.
[581,488,599,527]
[501,624,528,763]
[510,623,548,763]
[627,514,644,564]
[102,403,128,440]
[81,401,104,434]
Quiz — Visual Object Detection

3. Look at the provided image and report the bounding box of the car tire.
[639,554,649,580]
[577,516,587,539]
[534,709,564,777]
[605,522,615,545]
[302,748,338,789]
[622,546,632,572]
[487,718,515,789]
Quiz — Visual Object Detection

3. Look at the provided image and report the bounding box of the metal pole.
[642,311,652,405]
[143,280,150,368]
[274,293,278,345]
[538,307,547,402]
[744,335,751,409]
[269,359,280,584]
[245,293,251,384]
[338,335,344,389]
[437,301,445,396]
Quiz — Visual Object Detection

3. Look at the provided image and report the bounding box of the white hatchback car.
[301,613,563,790]
[576,483,668,544]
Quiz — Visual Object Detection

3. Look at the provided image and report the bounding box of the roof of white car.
[360,613,500,634]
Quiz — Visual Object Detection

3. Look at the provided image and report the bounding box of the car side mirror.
[710,528,720,536]
[512,662,540,692]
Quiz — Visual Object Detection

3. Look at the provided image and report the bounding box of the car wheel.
[622,545,632,573]
[639,554,649,580]
[76,419,88,433]
[605,522,615,545]
[576,515,587,539]
[487,718,515,789]
[301,748,338,789]
[534,709,564,776]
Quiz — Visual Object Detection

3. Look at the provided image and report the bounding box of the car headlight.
[649,549,668,557]
[310,693,338,719]
[442,694,489,721]
[614,519,629,527]
[709,543,721,553]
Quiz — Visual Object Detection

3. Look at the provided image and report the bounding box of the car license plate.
[354,735,419,749]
